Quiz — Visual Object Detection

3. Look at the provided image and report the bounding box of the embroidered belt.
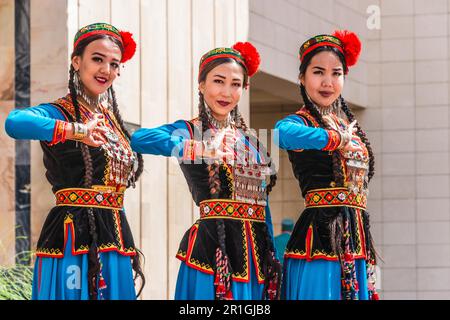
[304,187,367,210]
[199,199,265,222]
[55,188,124,210]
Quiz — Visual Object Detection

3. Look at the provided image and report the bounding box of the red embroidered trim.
[55,188,124,209]
[199,199,265,222]
[305,187,367,210]
[305,225,313,261]
[295,109,320,127]
[323,130,341,151]
[48,120,68,146]
[301,42,344,63]
[245,220,265,284]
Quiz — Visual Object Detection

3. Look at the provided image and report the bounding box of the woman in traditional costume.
[131,42,281,300]
[275,30,379,300]
[5,22,145,300]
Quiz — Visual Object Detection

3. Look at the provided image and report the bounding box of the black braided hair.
[198,92,222,197]
[231,101,278,196]
[249,130,280,298]
[69,65,101,300]
[198,91,230,299]
[108,85,146,296]
[361,210,381,264]
[339,96,375,182]
[261,223,282,300]
[108,86,144,184]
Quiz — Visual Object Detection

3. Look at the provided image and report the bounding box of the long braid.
[108,86,144,183]
[261,223,282,300]
[198,92,231,299]
[198,92,210,138]
[266,164,277,195]
[199,92,222,197]
[339,96,375,182]
[339,97,380,299]
[233,106,280,299]
[233,106,278,195]
[69,65,101,300]
[338,96,379,263]
[108,85,146,297]
[234,106,248,132]
[300,85,345,186]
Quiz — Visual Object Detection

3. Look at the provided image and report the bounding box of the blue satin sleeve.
[265,199,277,257]
[274,114,330,150]
[4,104,66,142]
[130,120,192,157]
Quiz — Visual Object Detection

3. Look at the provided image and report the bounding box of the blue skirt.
[175,253,264,300]
[32,226,136,300]
[282,258,369,300]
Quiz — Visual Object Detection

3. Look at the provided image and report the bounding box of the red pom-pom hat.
[298,30,361,74]
[73,23,137,63]
[198,41,261,81]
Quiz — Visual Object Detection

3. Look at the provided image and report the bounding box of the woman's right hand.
[66,114,108,147]
[202,128,236,162]
[341,120,363,153]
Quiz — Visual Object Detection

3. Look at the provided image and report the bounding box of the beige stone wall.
[248,0,450,300]
[29,0,70,262]
[0,0,15,267]
[375,0,450,300]
[25,0,249,299]
[249,0,379,108]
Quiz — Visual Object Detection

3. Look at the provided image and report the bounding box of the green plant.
[0,248,33,300]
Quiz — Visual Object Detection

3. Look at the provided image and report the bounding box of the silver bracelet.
[72,122,88,141]
[338,130,351,149]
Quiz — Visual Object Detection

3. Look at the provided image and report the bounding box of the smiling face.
[300,50,344,109]
[199,61,245,121]
[72,37,122,97]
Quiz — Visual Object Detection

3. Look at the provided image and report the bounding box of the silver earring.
[73,70,108,108]
[332,97,340,111]
[333,97,342,116]
[73,70,82,96]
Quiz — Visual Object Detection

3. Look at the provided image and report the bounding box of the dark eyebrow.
[213,74,242,82]
[312,66,343,72]
[92,52,120,63]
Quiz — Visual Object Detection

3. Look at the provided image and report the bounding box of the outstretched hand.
[341,120,363,153]
[202,128,237,162]
[67,114,108,147]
